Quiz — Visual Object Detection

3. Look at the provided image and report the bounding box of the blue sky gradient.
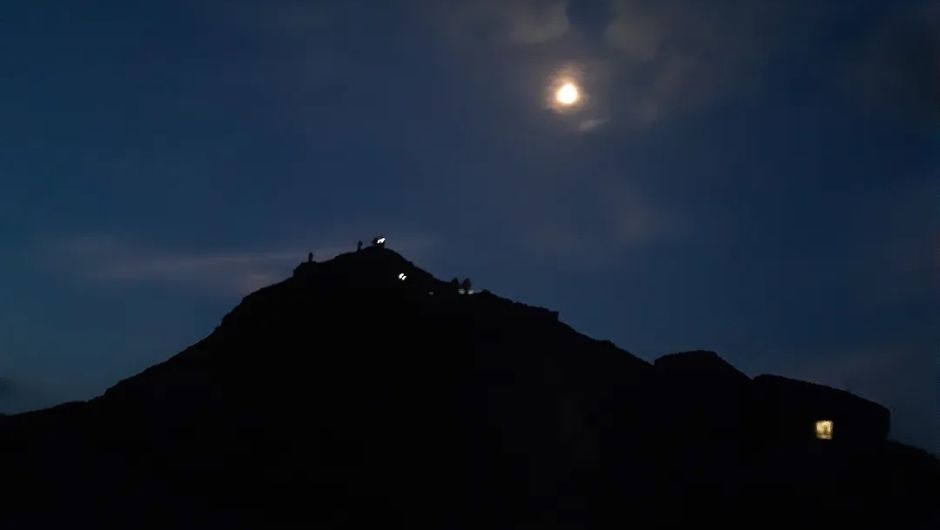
[1,0,937,452]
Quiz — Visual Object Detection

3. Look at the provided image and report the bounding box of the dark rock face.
[653,351,753,506]
[0,248,936,529]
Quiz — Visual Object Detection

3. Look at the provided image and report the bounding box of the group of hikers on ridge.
[303,236,474,295]
[306,235,387,263]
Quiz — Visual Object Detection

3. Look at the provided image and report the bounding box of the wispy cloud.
[46,233,439,295]
[46,235,307,295]
[428,0,848,129]
[0,376,55,414]
[440,0,570,45]
[841,1,940,125]
[524,182,682,265]
[601,0,788,126]
[44,234,306,294]
[578,117,608,132]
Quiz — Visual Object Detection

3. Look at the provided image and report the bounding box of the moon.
[556,82,580,106]
[545,66,586,113]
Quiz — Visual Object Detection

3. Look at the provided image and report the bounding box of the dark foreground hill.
[1,247,937,529]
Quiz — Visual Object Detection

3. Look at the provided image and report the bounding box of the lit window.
[398,273,407,281]
[815,420,833,440]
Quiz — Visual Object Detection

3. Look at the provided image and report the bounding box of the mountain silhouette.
[1,246,937,529]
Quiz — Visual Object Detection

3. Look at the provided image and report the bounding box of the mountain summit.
[2,246,937,529]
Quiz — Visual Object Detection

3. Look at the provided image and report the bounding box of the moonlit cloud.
[506,0,570,44]
[601,0,781,125]
[440,0,570,44]
[604,6,664,62]
[430,0,824,129]
[578,117,607,132]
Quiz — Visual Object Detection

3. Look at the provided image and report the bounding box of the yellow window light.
[815,420,834,440]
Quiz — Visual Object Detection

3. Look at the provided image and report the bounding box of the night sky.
[1,1,937,452]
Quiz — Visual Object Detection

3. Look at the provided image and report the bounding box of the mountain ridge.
[1,245,937,529]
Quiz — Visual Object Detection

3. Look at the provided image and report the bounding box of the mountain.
[1,246,937,529]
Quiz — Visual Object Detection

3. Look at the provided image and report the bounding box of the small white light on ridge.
[398,273,407,281]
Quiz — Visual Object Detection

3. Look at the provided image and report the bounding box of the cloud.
[525,181,681,264]
[194,0,333,36]
[429,0,815,129]
[598,1,939,127]
[600,0,786,125]
[441,0,570,45]
[46,233,440,295]
[842,1,940,126]
[0,376,52,414]
[577,117,607,132]
[604,4,665,62]
[258,1,333,37]
[48,235,306,295]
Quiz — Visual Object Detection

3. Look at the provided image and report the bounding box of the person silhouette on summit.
[357,240,363,252]
[307,252,313,263]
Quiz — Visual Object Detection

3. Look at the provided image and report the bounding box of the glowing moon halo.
[555,82,580,106]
